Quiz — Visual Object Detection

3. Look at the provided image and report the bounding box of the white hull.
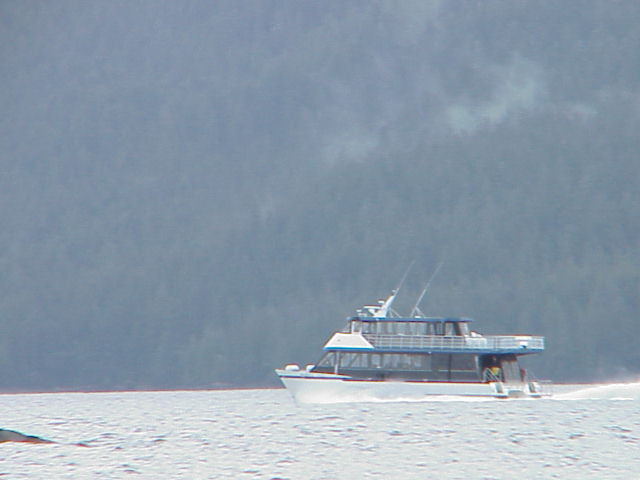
[276,371,545,403]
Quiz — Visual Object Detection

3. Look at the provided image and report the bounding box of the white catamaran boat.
[276,284,550,403]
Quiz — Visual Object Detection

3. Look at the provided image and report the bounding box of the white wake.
[555,381,640,401]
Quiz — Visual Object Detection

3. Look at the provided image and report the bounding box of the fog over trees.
[1,1,638,390]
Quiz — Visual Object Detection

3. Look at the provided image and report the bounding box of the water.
[1,383,639,479]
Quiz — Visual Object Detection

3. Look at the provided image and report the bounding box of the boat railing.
[525,370,554,396]
[362,334,545,352]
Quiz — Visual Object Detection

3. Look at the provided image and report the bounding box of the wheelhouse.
[348,317,472,336]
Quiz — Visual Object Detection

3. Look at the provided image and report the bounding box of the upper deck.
[323,288,546,355]
[322,315,544,355]
[359,332,545,354]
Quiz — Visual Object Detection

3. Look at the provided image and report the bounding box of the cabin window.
[316,352,337,368]
[431,354,449,375]
[339,352,369,369]
[368,353,431,370]
[397,322,412,335]
[417,354,431,370]
[444,322,456,336]
[458,322,470,336]
[321,352,482,382]
[351,321,362,333]
[371,353,382,368]
[450,354,478,380]
[382,354,400,369]
[413,323,426,335]
[405,354,428,369]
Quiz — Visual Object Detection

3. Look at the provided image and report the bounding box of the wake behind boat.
[276,282,550,403]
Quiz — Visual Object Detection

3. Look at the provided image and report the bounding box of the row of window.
[351,320,470,336]
[316,352,478,372]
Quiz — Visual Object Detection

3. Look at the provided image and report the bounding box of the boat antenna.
[410,261,444,317]
[364,260,415,317]
[395,259,415,295]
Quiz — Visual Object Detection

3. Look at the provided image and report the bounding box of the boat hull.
[276,370,545,403]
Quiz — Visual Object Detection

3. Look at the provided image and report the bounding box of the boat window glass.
[432,354,449,375]
[316,352,336,367]
[376,353,431,370]
[371,353,382,368]
[450,354,479,381]
[361,322,373,334]
[458,322,470,336]
[403,354,422,369]
[420,354,432,370]
[338,353,350,368]
[339,352,368,368]
[361,353,371,368]
[383,354,401,369]
[444,322,455,336]
[351,321,361,333]
[450,354,477,371]
[380,354,394,369]
[434,322,443,335]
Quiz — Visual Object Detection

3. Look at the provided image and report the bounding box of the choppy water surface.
[1,383,639,479]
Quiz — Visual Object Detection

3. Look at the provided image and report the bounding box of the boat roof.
[348,316,473,323]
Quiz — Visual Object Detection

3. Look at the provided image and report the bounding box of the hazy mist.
[1,0,638,390]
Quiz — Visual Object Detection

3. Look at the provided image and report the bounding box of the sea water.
[1,384,639,479]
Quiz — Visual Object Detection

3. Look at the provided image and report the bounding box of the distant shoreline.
[0,385,284,395]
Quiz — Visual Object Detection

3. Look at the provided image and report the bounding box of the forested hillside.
[1,1,638,390]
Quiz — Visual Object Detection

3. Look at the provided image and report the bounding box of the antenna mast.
[363,260,415,317]
[410,261,444,317]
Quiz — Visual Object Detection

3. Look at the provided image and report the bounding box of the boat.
[276,285,550,403]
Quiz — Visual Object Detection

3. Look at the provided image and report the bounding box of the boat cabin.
[311,315,537,383]
[348,316,472,336]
